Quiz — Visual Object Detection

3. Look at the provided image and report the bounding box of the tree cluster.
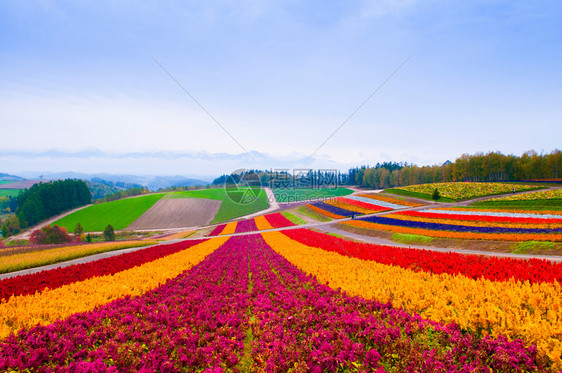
[14,179,91,231]
[29,225,73,245]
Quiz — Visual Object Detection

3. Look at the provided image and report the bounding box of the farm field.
[273,187,353,202]
[385,182,542,201]
[0,189,19,198]
[211,187,269,223]
[53,193,165,232]
[0,231,559,371]
[471,188,562,211]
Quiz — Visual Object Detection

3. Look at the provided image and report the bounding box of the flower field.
[486,189,562,202]
[207,213,297,236]
[389,182,541,200]
[0,240,158,274]
[343,207,562,242]
[1,232,558,371]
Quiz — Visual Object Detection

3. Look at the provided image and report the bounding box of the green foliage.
[53,193,165,232]
[16,179,91,228]
[1,215,21,237]
[165,189,226,200]
[29,225,72,245]
[211,188,269,223]
[296,206,332,222]
[510,241,556,254]
[273,188,354,203]
[280,211,307,225]
[0,189,20,198]
[432,188,441,201]
[74,222,84,237]
[103,224,115,242]
[391,233,434,245]
[86,233,92,243]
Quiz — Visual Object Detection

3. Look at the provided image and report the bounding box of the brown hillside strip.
[126,198,221,230]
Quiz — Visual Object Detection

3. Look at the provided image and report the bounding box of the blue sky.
[1,0,561,177]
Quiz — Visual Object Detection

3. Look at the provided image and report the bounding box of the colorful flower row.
[387,213,562,230]
[394,182,541,200]
[431,207,562,218]
[0,236,246,372]
[281,229,562,284]
[345,195,405,209]
[397,209,562,224]
[0,240,158,275]
[234,218,258,233]
[1,234,550,371]
[324,199,379,214]
[0,239,206,301]
[486,189,562,201]
[309,201,357,218]
[264,231,561,370]
[343,219,562,242]
[358,215,562,234]
[0,237,227,339]
[357,193,424,207]
[337,197,390,211]
[208,224,226,236]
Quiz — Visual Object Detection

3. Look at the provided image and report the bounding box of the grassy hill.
[53,193,165,232]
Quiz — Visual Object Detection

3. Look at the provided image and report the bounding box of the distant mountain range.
[0,173,25,181]
[0,172,210,191]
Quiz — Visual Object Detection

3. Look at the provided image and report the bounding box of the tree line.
[346,150,561,189]
[1,179,91,238]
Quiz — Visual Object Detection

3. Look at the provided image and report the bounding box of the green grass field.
[211,188,269,223]
[280,211,307,225]
[0,181,14,185]
[391,233,434,245]
[274,187,354,203]
[53,193,165,232]
[296,205,332,222]
[164,189,225,200]
[0,189,20,198]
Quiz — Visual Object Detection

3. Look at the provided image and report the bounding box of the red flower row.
[338,197,388,211]
[0,239,206,301]
[281,229,562,284]
[264,213,295,228]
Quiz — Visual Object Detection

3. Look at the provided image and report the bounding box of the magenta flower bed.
[208,224,226,236]
[0,235,548,372]
[234,218,257,233]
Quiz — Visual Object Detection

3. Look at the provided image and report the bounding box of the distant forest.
[16,179,91,228]
[347,150,561,189]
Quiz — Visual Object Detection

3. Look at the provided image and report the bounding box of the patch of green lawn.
[391,233,434,245]
[510,241,556,254]
[165,188,226,200]
[211,188,269,223]
[280,211,307,225]
[0,189,19,198]
[53,193,165,232]
[274,187,354,203]
[384,188,456,203]
[297,206,332,222]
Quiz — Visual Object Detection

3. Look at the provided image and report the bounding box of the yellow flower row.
[325,200,374,214]
[219,222,237,235]
[389,213,562,229]
[487,189,562,201]
[343,220,562,242]
[261,231,562,370]
[0,240,158,274]
[254,215,273,230]
[0,237,228,339]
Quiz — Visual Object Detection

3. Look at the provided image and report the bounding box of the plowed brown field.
[126,198,221,229]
